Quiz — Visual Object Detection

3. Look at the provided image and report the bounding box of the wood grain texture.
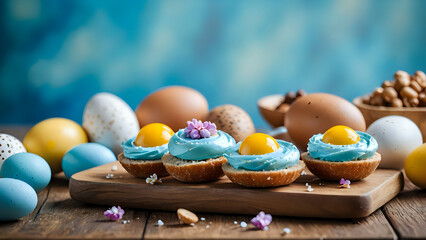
[144,210,396,240]
[0,174,149,240]
[382,173,426,240]
[70,162,403,218]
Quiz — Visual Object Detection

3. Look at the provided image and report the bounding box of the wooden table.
[1,126,425,240]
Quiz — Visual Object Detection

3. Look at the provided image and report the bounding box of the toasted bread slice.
[222,161,305,188]
[301,152,381,181]
[161,153,227,183]
[118,153,169,178]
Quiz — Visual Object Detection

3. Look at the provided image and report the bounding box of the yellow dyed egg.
[322,125,360,145]
[405,143,426,189]
[23,118,88,174]
[135,123,174,148]
[239,133,279,155]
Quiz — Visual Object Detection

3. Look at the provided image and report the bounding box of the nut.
[362,95,371,104]
[413,71,426,88]
[370,95,384,106]
[390,98,403,107]
[414,70,426,81]
[382,87,398,102]
[382,80,394,88]
[372,87,384,97]
[410,80,423,92]
[402,98,412,107]
[177,208,198,225]
[419,93,426,107]
[400,86,418,99]
[394,71,411,91]
[409,97,419,107]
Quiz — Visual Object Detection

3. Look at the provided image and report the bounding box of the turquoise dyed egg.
[62,143,116,179]
[0,152,51,193]
[0,178,38,221]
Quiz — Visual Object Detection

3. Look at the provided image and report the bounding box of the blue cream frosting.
[122,137,168,160]
[224,140,300,171]
[168,129,236,160]
[307,131,378,162]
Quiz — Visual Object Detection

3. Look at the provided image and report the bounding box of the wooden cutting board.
[69,161,403,219]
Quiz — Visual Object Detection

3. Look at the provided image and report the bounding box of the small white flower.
[307,185,314,192]
[146,173,161,184]
[157,220,164,226]
[200,217,206,221]
[283,227,291,234]
[240,221,247,228]
[106,173,114,179]
[233,221,238,224]
[111,165,118,171]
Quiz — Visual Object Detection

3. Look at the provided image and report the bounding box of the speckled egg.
[206,105,255,142]
[1,153,51,193]
[0,178,37,221]
[367,116,423,169]
[0,133,26,172]
[83,93,140,155]
[62,143,117,179]
[136,86,209,131]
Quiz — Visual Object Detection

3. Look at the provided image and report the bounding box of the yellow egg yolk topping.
[322,125,360,145]
[135,123,174,147]
[239,133,280,155]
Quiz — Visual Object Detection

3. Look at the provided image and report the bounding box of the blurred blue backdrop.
[1,0,425,128]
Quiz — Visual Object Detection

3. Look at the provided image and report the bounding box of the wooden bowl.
[257,94,286,128]
[353,97,426,142]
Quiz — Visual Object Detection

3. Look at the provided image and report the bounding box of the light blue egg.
[62,143,116,179]
[0,152,51,193]
[0,178,38,221]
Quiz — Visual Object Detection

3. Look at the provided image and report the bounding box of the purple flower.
[340,178,351,188]
[104,206,124,221]
[251,211,272,230]
[184,119,217,139]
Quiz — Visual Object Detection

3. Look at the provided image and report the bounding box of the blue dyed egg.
[0,178,38,221]
[62,143,116,179]
[0,153,51,193]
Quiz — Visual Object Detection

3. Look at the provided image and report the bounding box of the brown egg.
[136,86,209,131]
[285,93,366,151]
[206,105,255,142]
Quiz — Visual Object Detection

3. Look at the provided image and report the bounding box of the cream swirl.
[224,140,300,171]
[122,137,168,160]
[307,131,378,161]
[168,129,235,160]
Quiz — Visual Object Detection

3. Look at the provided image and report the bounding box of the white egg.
[367,115,423,169]
[83,93,139,155]
[0,134,26,171]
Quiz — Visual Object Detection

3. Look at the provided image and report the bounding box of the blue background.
[1,0,425,128]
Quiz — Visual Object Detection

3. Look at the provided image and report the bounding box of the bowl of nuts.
[353,70,426,142]
[258,90,306,128]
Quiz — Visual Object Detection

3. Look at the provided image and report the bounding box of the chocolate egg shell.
[136,86,209,132]
[285,93,366,151]
[206,105,255,142]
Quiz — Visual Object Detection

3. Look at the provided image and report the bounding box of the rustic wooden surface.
[0,125,425,240]
[69,162,403,219]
